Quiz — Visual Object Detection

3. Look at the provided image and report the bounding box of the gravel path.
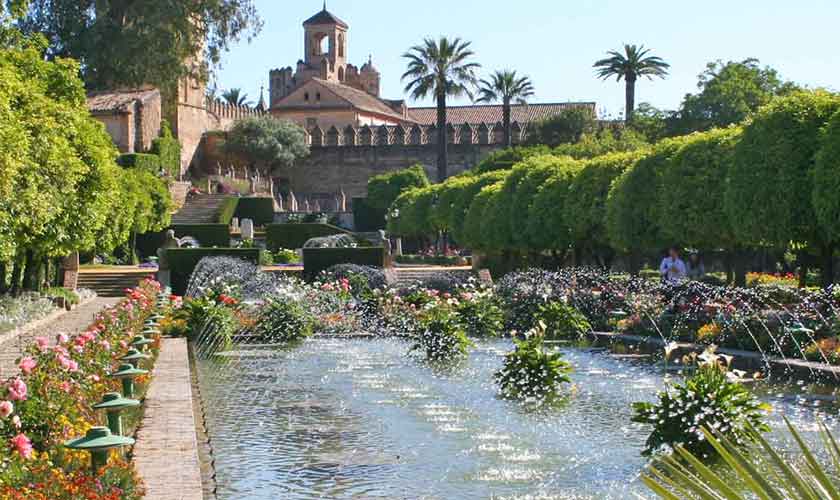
[0,296,121,377]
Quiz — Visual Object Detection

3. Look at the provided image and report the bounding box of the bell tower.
[303,3,348,82]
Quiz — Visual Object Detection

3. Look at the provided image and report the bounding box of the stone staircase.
[77,270,157,297]
[392,266,474,286]
[171,194,232,224]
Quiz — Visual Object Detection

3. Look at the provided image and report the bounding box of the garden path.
[0,296,121,377]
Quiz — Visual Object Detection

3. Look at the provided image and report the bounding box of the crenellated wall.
[304,121,526,147]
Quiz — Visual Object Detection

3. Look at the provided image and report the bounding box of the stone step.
[77,271,155,296]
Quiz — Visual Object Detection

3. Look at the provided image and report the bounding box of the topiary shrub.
[254,298,315,343]
[150,120,181,178]
[495,325,573,406]
[535,301,591,338]
[632,359,770,456]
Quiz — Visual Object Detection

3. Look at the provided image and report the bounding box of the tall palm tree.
[221,88,251,107]
[476,69,535,148]
[402,37,480,181]
[593,44,669,122]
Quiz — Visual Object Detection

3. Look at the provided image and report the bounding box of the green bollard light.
[64,426,134,474]
[110,363,148,398]
[92,392,140,436]
[120,348,151,368]
[130,335,154,352]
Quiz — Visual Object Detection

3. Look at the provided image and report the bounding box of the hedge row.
[216,197,239,224]
[352,197,386,231]
[302,247,385,280]
[234,197,275,226]
[266,223,352,250]
[117,153,161,172]
[387,90,840,286]
[167,248,261,294]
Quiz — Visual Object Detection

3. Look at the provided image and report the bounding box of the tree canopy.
[223,116,309,174]
[526,107,597,147]
[814,109,840,244]
[367,165,430,212]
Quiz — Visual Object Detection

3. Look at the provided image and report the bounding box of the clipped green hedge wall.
[171,224,231,248]
[352,197,386,231]
[302,247,385,280]
[266,223,352,250]
[234,197,275,226]
[150,120,181,178]
[117,153,161,172]
[216,198,239,224]
[166,248,261,295]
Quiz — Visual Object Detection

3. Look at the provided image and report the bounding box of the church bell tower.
[303,3,349,83]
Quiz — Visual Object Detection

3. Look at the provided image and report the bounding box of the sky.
[215,0,838,118]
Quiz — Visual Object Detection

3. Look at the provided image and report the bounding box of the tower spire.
[323,0,327,11]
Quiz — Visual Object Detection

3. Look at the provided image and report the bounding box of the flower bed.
[0,279,167,500]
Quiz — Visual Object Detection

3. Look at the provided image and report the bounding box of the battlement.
[305,121,527,148]
[205,98,267,121]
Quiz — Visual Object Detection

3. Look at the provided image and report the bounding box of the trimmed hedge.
[117,153,161,173]
[395,254,470,266]
[171,224,231,248]
[352,197,386,231]
[266,223,352,250]
[234,197,275,226]
[150,120,181,178]
[166,248,261,295]
[303,247,385,280]
[216,198,239,224]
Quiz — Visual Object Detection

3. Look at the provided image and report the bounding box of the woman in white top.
[659,246,687,283]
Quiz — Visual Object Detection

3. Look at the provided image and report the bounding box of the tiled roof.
[86,88,160,114]
[310,78,412,122]
[407,102,596,125]
[303,9,348,28]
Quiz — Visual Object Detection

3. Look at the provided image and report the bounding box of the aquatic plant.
[410,304,471,361]
[632,351,770,456]
[455,283,505,337]
[495,322,573,405]
[535,300,591,339]
[254,297,315,343]
[643,418,840,500]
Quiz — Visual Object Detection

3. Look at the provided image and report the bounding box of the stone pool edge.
[133,337,204,500]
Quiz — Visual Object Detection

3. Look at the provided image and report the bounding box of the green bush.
[495,328,573,405]
[216,197,239,224]
[410,305,472,362]
[632,362,770,456]
[166,248,261,294]
[266,223,352,251]
[456,292,504,337]
[234,197,275,226]
[43,287,80,305]
[254,298,315,343]
[366,164,430,211]
[352,197,386,231]
[536,301,592,338]
[272,248,300,264]
[170,224,231,248]
[302,247,385,280]
[117,153,162,173]
[150,120,181,178]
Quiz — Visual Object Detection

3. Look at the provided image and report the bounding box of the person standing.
[687,252,706,280]
[659,246,687,283]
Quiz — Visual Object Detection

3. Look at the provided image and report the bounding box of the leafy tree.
[462,182,503,251]
[17,0,263,90]
[526,106,597,147]
[606,137,687,261]
[814,110,840,247]
[150,120,181,177]
[470,145,552,175]
[565,150,646,265]
[726,90,840,286]
[402,37,480,181]
[630,102,672,142]
[223,116,309,175]
[221,88,251,107]
[671,59,797,134]
[366,165,430,211]
[552,126,648,159]
[387,186,436,238]
[594,44,670,122]
[444,170,508,244]
[476,69,535,147]
[526,159,584,255]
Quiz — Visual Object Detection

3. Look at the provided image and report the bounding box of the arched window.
[304,92,309,102]
[316,92,321,101]
[338,34,345,58]
[320,59,328,79]
[312,33,328,56]
[338,67,345,81]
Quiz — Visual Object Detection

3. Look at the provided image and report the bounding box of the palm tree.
[593,44,669,123]
[221,88,251,107]
[476,70,535,148]
[402,37,480,181]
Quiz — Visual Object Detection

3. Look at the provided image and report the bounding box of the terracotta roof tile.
[86,88,160,114]
[310,79,411,122]
[407,102,596,125]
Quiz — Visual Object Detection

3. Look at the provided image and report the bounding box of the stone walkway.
[134,337,203,500]
[0,296,120,377]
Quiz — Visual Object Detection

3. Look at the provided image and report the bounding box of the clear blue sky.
[216,0,838,117]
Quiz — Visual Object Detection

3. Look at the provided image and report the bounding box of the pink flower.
[0,401,13,418]
[119,340,128,349]
[10,433,32,459]
[56,332,69,344]
[73,345,84,354]
[7,378,27,401]
[34,337,49,351]
[100,340,111,351]
[88,374,100,383]
[18,357,36,375]
[59,381,72,393]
